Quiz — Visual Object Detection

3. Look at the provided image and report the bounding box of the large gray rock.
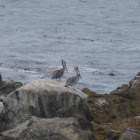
[119,129,140,140]
[0,102,4,131]
[1,116,94,140]
[0,102,4,114]
[2,78,93,139]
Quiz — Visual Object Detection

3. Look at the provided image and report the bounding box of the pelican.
[52,60,68,81]
[65,66,82,89]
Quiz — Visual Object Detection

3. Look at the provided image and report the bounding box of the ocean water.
[0,0,140,93]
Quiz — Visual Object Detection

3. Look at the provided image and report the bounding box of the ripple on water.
[0,0,140,93]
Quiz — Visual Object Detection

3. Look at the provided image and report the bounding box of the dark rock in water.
[119,129,140,140]
[108,73,115,76]
[1,79,94,140]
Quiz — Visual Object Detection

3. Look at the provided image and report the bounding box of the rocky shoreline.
[0,72,140,140]
[82,72,140,140]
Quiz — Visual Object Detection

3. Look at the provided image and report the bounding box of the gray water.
[0,0,140,93]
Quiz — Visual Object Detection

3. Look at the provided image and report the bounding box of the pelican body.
[52,60,68,81]
[65,66,82,89]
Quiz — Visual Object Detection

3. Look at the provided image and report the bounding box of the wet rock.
[119,129,140,140]
[1,116,94,140]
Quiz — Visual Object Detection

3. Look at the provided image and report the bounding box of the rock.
[0,102,4,114]
[1,119,29,139]
[0,96,5,102]
[0,80,23,132]
[129,72,140,88]
[82,88,97,97]
[83,72,140,140]
[82,88,111,124]
[1,116,94,140]
[0,136,13,140]
[1,78,93,140]
[108,73,115,76]
[0,102,5,132]
[0,81,23,99]
[3,79,93,128]
[110,84,129,96]
[107,130,120,140]
[119,129,140,140]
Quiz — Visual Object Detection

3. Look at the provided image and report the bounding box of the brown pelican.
[52,60,68,81]
[65,66,82,89]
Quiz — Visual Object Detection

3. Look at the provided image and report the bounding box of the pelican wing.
[66,76,77,86]
[52,69,63,79]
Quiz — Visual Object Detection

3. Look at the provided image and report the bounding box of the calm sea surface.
[0,0,140,93]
